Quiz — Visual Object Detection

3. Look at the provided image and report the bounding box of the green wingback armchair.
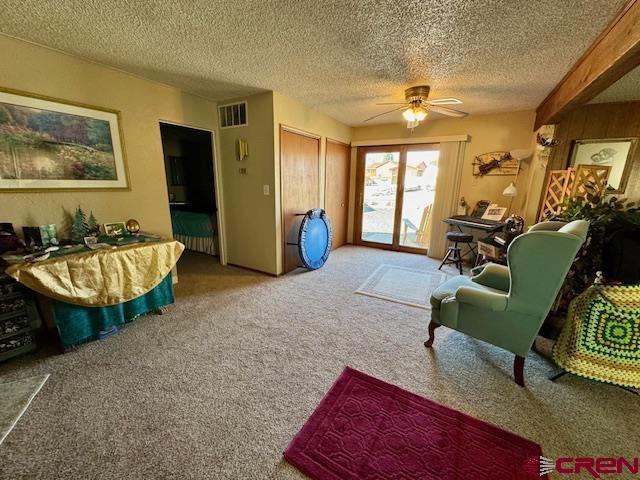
[425,220,589,386]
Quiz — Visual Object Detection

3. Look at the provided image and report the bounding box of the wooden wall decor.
[472,151,518,176]
[570,164,611,197]
[538,165,610,221]
[567,137,636,194]
[539,169,575,221]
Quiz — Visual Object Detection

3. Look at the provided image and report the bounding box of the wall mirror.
[568,138,637,194]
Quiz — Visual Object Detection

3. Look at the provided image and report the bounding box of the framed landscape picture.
[0,88,128,191]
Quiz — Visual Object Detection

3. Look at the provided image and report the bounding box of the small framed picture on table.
[102,222,127,237]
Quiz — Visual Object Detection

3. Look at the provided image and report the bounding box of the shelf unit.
[0,273,41,362]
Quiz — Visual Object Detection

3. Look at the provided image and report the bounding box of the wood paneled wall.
[548,101,640,201]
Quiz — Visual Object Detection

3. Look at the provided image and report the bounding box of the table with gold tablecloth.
[5,240,184,348]
[553,284,640,389]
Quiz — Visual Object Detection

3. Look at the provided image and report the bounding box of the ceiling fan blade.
[429,105,468,118]
[375,102,408,105]
[363,106,406,122]
[426,98,463,105]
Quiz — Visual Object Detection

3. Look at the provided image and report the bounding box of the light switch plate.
[263,185,270,195]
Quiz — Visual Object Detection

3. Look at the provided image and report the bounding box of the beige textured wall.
[0,35,218,240]
[351,110,536,220]
[272,92,351,274]
[218,92,277,274]
[217,92,351,275]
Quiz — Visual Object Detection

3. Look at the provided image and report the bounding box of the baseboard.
[227,262,278,277]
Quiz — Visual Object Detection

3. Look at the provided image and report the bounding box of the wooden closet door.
[280,127,320,273]
[325,139,350,249]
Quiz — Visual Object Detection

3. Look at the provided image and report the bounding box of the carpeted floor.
[0,246,638,479]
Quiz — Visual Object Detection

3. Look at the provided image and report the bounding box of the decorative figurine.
[71,206,88,243]
[126,219,140,235]
[87,212,99,235]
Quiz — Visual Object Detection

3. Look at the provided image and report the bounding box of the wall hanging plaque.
[472,151,518,176]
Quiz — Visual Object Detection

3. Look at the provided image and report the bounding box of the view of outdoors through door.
[399,149,439,248]
[359,145,439,252]
[361,151,400,245]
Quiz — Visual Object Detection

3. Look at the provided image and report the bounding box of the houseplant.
[553,187,639,310]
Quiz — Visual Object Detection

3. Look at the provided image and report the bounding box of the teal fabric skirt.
[52,274,174,349]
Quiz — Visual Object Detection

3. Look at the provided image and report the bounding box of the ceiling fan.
[364,86,468,128]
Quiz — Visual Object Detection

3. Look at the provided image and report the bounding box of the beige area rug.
[0,374,49,446]
[355,264,448,309]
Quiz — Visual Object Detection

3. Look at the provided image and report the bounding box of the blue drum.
[298,209,332,269]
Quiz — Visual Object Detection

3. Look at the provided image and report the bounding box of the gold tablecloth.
[5,240,184,307]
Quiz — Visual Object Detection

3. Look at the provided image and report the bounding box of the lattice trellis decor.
[538,165,611,221]
[539,169,572,221]
[570,164,611,197]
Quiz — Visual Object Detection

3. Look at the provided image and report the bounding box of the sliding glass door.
[356,144,439,253]
[360,148,401,245]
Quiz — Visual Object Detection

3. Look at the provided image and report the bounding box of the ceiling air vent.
[218,101,248,129]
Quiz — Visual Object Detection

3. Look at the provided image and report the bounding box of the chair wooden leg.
[514,355,525,387]
[424,321,441,348]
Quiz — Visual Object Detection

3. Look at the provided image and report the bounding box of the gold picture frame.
[568,137,637,194]
[0,86,130,192]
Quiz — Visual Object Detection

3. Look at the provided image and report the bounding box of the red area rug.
[284,367,546,479]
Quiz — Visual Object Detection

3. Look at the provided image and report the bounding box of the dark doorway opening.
[160,122,219,257]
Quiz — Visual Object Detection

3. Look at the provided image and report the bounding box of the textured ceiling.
[590,66,640,104]
[0,0,625,125]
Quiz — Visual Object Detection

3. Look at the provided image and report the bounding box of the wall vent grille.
[218,101,247,128]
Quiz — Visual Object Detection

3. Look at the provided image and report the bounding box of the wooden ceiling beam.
[534,0,640,130]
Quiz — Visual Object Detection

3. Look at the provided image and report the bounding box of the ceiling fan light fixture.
[402,105,428,123]
[363,86,467,125]
[402,108,417,122]
[414,108,428,121]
